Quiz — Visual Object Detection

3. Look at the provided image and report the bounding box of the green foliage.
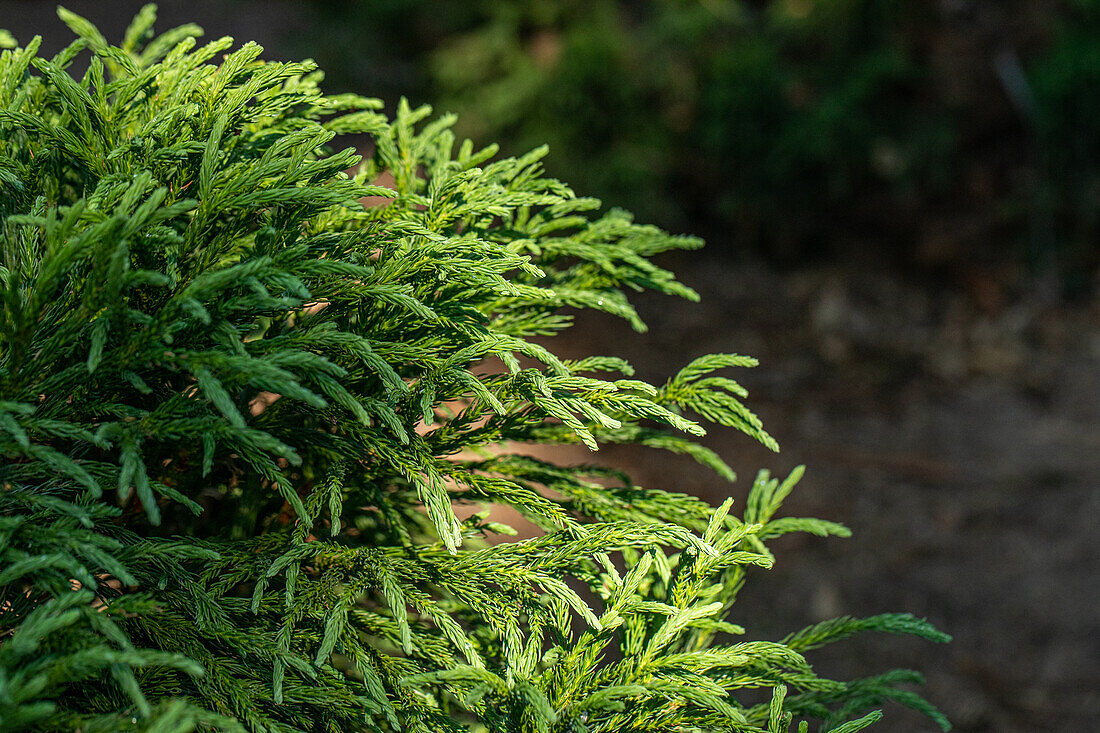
[290,0,955,250]
[1027,0,1100,292]
[0,7,948,732]
[290,0,1100,284]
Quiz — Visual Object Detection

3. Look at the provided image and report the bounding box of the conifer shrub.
[0,7,950,732]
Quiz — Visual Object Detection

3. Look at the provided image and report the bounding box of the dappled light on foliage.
[0,7,949,732]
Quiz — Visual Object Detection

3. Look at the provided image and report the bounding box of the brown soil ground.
[543,256,1100,732]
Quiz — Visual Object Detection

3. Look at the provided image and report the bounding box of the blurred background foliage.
[276,0,1100,294]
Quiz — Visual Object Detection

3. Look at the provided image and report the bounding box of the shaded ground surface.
[545,257,1099,732]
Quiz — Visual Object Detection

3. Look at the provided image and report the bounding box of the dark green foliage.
[0,8,948,732]
[291,0,1100,282]
[1028,0,1100,292]
[290,0,954,253]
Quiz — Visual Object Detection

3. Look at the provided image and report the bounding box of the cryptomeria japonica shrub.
[0,7,949,732]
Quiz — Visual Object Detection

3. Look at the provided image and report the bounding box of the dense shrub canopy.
[0,8,948,732]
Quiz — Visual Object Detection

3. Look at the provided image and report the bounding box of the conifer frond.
[0,8,948,732]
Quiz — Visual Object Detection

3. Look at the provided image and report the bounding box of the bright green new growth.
[0,7,949,732]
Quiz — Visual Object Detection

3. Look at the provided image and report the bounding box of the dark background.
[2,2,1097,730]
